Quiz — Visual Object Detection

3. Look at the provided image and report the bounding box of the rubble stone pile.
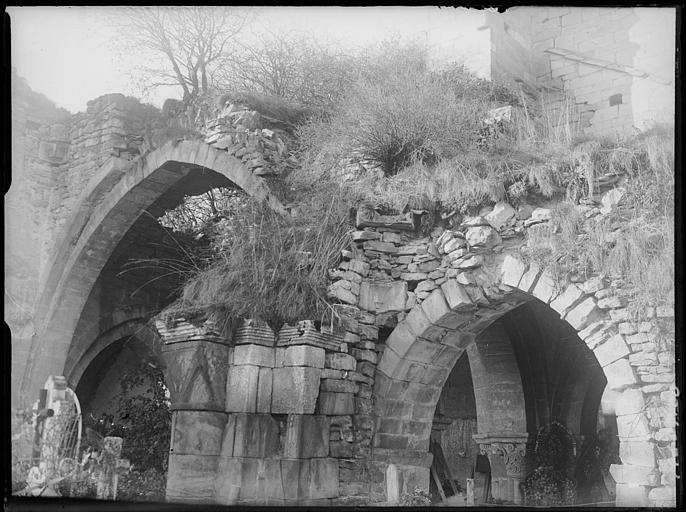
[203,104,297,177]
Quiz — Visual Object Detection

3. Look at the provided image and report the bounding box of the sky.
[7,6,491,113]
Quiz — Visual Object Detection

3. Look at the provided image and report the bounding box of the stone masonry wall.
[157,317,376,506]
[157,177,675,506]
[486,7,675,136]
[8,87,163,405]
[324,195,675,506]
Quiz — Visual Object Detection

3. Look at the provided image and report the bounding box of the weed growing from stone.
[162,192,351,331]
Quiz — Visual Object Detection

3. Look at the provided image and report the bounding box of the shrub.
[117,468,167,502]
[521,422,577,507]
[306,68,491,177]
[297,40,504,178]
[399,486,432,506]
[86,364,171,473]
[162,191,352,331]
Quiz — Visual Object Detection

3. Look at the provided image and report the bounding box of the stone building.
[7,6,676,508]
[429,7,675,135]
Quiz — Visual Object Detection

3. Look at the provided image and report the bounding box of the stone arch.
[19,140,286,404]
[66,317,163,389]
[372,253,639,503]
[70,318,165,420]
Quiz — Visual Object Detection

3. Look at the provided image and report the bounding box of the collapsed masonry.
[9,74,675,507]
[155,193,675,506]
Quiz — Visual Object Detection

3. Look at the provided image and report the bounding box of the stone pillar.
[156,318,231,504]
[473,433,529,505]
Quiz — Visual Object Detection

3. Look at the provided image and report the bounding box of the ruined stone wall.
[486,7,675,135]
[8,83,163,404]
[156,318,372,505]
[8,73,71,391]
[158,184,675,506]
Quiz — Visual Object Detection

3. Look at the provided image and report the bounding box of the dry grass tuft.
[161,193,351,331]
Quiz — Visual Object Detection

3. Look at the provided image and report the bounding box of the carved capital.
[491,442,527,477]
[157,318,231,411]
[472,432,530,477]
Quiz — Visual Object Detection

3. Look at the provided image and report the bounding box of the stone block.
[648,486,676,507]
[257,368,273,413]
[317,391,355,415]
[404,338,443,364]
[321,378,358,394]
[485,201,516,230]
[499,254,527,288]
[232,413,281,458]
[564,296,603,330]
[415,279,437,294]
[283,345,325,368]
[385,323,416,358]
[609,308,631,322]
[309,458,339,499]
[604,358,638,390]
[581,276,605,294]
[330,440,354,457]
[619,440,656,467]
[358,280,408,313]
[617,412,651,441]
[440,279,474,310]
[352,230,381,241]
[363,240,397,253]
[214,456,242,504]
[351,348,377,363]
[593,334,630,367]
[517,263,541,292]
[465,226,501,247]
[419,288,451,325]
[325,352,357,371]
[166,453,219,503]
[278,459,308,501]
[170,410,227,456]
[284,414,329,458]
[404,306,432,337]
[531,271,559,303]
[261,458,287,502]
[348,259,370,276]
[225,365,260,413]
[615,483,650,507]
[615,388,645,416]
[610,463,660,486]
[233,344,275,367]
[443,237,467,254]
[328,285,357,305]
[271,367,321,414]
[549,284,584,317]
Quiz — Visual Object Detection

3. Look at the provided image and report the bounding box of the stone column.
[157,317,231,504]
[473,433,529,505]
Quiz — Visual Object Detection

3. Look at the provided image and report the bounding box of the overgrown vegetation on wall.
[522,127,674,314]
[152,38,673,329]
[160,190,351,331]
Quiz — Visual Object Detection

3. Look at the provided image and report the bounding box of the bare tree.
[217,30,358,112]
[116,7,252,106]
